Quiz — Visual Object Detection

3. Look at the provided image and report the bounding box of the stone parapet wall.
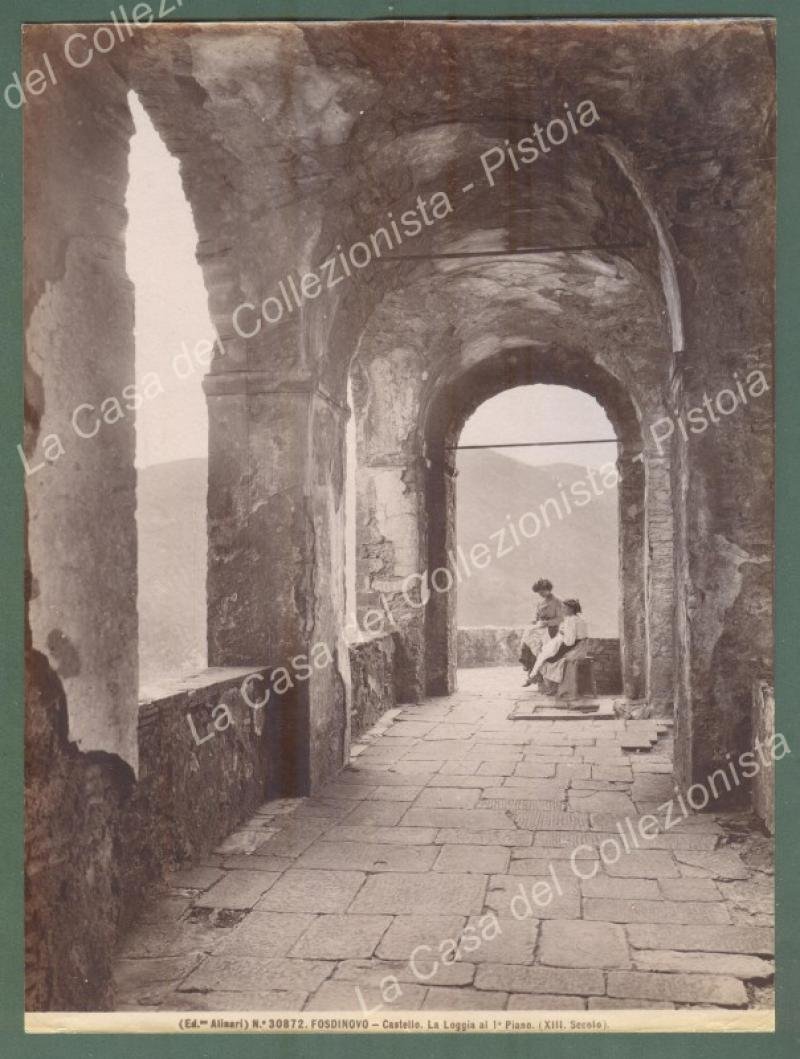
[348,632,397,740]
[25,663,270,1011]
[457,627,623,695]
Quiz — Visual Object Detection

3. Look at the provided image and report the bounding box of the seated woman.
[527,598,590,695]
[519,578,566,687]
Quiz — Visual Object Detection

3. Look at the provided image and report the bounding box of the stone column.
[355,454,427,702]
[351,352,428,702]
[424,452,458,696]
[617,444,646,701]
[24,33,139,769]
[645,452,675,711]
[670,210,774,790]
[204,372,350,794]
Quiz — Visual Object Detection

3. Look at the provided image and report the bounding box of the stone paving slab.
[212,911,315,958]
[306,980,426,1011]
[461,917,539,965]
[114,954,204,1003]
[580,875,660,900]
[200,871,282,910]
[427,774,507,788]
[179,955,333,994]
[327,825,438,845]
[414,787,482,808]
[588,997,674,1010]
[375,915,467,961]
[297,841,439,873]
[475,964,605,996]
[486,875,580,920]
[290,915,392,959]
[626,924,774,955]
[538,920,630,969]
[333,957,474,988]
[658,878,723,902]
[606,970,748,1007]
[350,873,487,915]
[437,828,533,847]
[343,802,410,826]
[254,870,366,913]
[423,987,510,1009]
[673,850,750,879]
[508,994,587,1010]
[151,989,311,1011]
[584,898,731,925]
[434,844,511,874]
[400,808,515,830]
[632,950,774,979]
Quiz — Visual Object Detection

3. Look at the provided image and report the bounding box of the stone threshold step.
[509,698,617,721]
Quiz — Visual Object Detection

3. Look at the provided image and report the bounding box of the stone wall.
[751,681,775,834]
[26,664,271,1011]
[457,628,624,696]
[348,633,397,740]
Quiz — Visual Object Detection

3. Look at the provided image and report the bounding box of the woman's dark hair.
[564,598,582,614]
[532,578,553,593]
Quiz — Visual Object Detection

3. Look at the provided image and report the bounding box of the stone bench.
[542,654,598,699]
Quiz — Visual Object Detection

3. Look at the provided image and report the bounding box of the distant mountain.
[455,449,619,636]
[137,458,207,688]
[136,449,619,685]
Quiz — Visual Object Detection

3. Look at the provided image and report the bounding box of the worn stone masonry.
[24,20,774,1009]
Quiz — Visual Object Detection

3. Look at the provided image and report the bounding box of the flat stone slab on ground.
[538,920,630,969]
[626,924,774,955]
[423,987,508,1010]
[327,825,438,845]
[580,876,660,900]
[343,802,410,826]
[434,844,510,874]
[305,980,426,1011]
[179,955,332,995]
[658,877,722,902]
[632,949,774,979]
[213,911,315,957]
[507,994,588,1010]
[375,915,467,961]
[413,787,482,808]
[290,915,392,959]
[485,875,580,920]
[475,964,604,996]
[437,828,533,847]
[584,898,731,925]
[254,870,366,913]
[199,871,282,910]
[166,866,226,892]
[351,872,487,915]
[297,841,438,873]
[153,989,309,1011]
[674,850,750,879]
[333,956,474,988]
[606,970,747,1006]
[400,808,515,830]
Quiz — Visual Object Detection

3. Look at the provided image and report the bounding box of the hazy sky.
[459,386,618,469]
[127,93,618,471]
[127,91,211,469]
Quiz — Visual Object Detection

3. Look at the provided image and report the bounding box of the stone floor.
[113,668,774,1013]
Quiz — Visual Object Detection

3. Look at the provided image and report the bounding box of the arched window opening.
[456,384,620,643]
[126,90,212,690]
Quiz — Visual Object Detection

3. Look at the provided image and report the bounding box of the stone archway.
[421,348,664,707]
